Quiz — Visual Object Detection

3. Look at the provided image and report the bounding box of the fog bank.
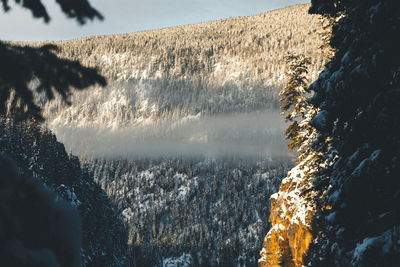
[51,110,289,159]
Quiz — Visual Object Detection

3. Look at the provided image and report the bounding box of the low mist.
[50,110,290,159]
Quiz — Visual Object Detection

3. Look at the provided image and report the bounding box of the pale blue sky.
[0,0,309,42]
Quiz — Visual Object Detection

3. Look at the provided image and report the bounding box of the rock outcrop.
[259,156,317,267]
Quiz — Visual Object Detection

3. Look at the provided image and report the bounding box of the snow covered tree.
[259,53,325,267]
[305,0,400,265]
[280,54,316,155]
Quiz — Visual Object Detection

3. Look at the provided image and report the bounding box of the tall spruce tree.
[279,53,323,183]
[304,0,400,265]
[280,54,316,156]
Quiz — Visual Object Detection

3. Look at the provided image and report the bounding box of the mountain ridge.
[26,4,326,160]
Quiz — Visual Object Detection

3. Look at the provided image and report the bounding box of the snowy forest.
[2,0,399,266]
[1,4,327,266]
[36,5,324,265]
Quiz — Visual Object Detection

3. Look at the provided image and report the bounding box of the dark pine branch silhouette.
[0,0,106,122]
[1,0,103,24]
[0,43,106,121]
[0,1,107,266]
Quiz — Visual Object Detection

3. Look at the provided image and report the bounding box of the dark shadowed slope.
[0,118,130,266]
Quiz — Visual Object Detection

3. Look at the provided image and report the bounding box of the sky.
[0,0,309,42]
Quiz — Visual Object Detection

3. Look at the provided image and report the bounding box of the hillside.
[84,157,289,265]
[19,4,326,266]
[6,1,399,266]
[29,4,324,133]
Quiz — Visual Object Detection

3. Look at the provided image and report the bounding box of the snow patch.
[351,229,394,265]
[163,253,192,267]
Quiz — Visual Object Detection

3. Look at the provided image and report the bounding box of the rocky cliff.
[259,155,318,267]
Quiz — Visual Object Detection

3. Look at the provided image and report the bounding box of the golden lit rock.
[259,156,317,267]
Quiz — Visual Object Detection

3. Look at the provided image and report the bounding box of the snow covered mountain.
[34,4,324,152]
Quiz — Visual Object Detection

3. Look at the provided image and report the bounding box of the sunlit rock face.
[259,156,317,267]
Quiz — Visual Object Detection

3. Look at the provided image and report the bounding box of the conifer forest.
[1,1,399,266]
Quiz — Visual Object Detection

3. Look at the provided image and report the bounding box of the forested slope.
[26,4,325,130]
[0,118,129,266]
[83,156,289,266]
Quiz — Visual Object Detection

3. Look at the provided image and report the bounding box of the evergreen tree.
[1,0,103,24]
[304,0,400,265]
[279,54,316,156]
[278,52,324,194]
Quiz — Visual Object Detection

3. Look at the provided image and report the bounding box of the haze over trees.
[6,1,395,266]
[33,5,325,131]
[22,4,327,266]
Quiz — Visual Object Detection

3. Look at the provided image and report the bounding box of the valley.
[29,4,323,266]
